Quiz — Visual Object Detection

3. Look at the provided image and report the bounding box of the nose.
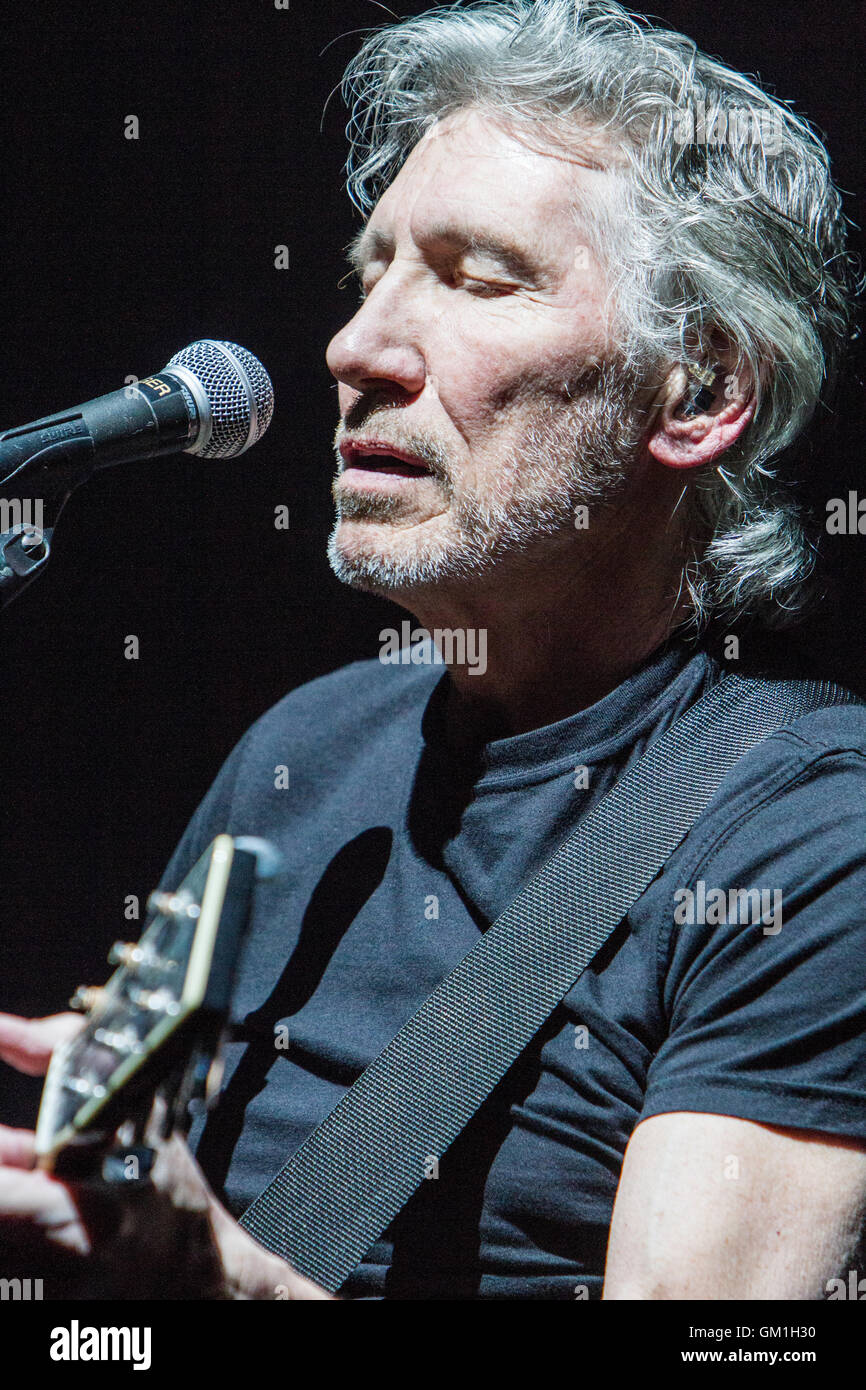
[326,277,427,399]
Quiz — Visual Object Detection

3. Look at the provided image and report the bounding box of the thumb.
[0,1012,85,1076]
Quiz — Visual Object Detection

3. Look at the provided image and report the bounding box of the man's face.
[326,107,645,599]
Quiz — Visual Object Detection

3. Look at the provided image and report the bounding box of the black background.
[1,0,863,1124]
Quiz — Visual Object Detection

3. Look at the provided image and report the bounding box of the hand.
[0,1008,84,1074]
[0,1011,334,1300]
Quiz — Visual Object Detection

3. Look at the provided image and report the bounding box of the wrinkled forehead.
[367,106,624,253]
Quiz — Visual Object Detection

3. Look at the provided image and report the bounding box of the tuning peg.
[93,1026,145,1055]
[61,1075,107,1098]
[129,985,181,1016]
[69,985,104,1013]
[108,941,145,968]
[146,890,200,920]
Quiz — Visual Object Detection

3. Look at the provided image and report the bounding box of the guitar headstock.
[35,834,276,1173]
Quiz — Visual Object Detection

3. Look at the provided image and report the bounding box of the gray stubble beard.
[327,361,647,596]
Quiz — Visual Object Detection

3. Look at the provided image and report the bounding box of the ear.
[646,360,756,470]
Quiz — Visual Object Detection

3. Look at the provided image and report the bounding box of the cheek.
[430,302,602,430]
[428,315,536,432]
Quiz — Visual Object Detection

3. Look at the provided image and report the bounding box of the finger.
[0,1012,85,1075]
[0,1125,36,1169]
[143,1091,170,1148]
[150,1133,213,1212]
[0,1166,91,1254]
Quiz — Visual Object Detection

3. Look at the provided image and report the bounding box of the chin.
[327,519,456,599]
[327,521,406,593]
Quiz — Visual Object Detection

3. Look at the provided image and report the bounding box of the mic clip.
[0,432,95,609]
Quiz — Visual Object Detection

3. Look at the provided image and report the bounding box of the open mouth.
[340,442,435,479]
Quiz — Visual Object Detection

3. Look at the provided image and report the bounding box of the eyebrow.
[346,221,549,284]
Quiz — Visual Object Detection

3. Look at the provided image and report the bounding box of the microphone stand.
[0,435,95,608]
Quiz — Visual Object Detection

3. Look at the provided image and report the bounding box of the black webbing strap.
[239,673,857,1292]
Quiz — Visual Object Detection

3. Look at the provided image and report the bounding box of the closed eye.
[460,278,515,297]
[347,265,517,302]
[439,265,517,297]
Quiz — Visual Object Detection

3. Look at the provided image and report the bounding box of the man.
[1,0,865,1299]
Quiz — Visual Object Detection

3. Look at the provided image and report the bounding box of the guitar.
[34,833,277,1180]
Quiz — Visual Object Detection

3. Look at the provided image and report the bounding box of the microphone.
[0,339,274,486]
[0,340,274,607]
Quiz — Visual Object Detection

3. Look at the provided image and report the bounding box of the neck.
[401,488,691,739]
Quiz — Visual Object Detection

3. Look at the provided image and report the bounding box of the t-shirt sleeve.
[641,745,866,1141]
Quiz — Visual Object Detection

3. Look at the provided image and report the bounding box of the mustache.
[333,415,451,484]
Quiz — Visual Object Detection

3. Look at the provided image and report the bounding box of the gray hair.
[338,0,859,631]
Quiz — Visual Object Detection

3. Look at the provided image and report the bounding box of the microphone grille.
[166,339,274,458]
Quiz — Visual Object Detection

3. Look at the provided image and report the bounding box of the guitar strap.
[239,672,858,1293]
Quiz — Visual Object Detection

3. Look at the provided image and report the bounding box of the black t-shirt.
[159,640,866,1299]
